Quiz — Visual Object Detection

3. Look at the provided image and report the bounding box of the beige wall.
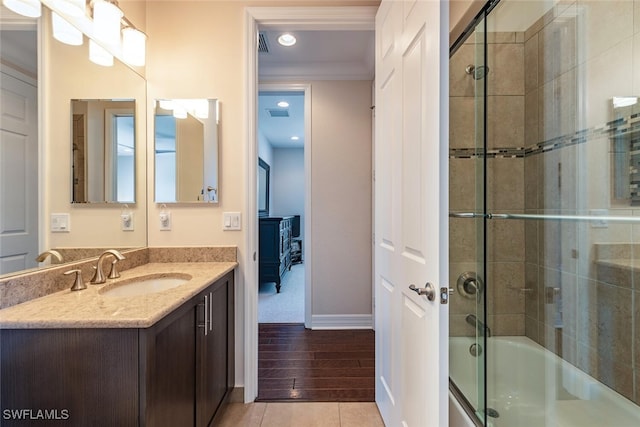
[43,7,147,251]
[308,80,373,316]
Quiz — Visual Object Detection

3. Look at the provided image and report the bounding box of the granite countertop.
[595,258,639,270]
[0,262,237,329]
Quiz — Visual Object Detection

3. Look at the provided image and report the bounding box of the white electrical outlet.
[121,213,134,231]
[160,212,172,231]
[590,209,608,228]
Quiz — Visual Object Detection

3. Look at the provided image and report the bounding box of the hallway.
[257,324,375,401]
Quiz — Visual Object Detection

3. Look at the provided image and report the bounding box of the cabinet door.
[196,279,229,427]
[145,305,197,427]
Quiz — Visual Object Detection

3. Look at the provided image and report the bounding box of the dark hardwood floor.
[257,323,375,402]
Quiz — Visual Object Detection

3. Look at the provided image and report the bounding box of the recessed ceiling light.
[278,33,296,47]
[291,136,300,141]
[277,101,289,108]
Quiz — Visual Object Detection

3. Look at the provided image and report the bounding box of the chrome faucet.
[35,250,64,263]
[90,249,125,284]
[466,314,492,337]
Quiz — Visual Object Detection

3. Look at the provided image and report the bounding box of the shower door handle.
[409,283,436,301]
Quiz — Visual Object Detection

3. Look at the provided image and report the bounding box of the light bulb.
[52,12,83,46]
[194,99,209,119]
[93,0,123,47]
[122,27,146,67]
[2,0,41,18]
[89,39,113,66]
[173,105,187,119]
[158,100,174,110]
[277,33,296,47]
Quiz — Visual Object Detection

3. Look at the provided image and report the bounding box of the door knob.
[409,283,435,301]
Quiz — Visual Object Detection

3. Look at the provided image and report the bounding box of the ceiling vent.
[258,33,269,53]
[267,108,289,118]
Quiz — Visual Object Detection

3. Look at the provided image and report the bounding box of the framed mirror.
[258,157,270,217]
[71,99,136,203]
[154,99,219,203]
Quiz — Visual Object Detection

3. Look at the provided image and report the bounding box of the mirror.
[154,99,219,203]
[71,99,136,203]
[611,96,640,205]
[0,4,147,279]
[258,158,270,217]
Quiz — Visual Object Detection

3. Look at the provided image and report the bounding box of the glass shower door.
[449,11,488,426]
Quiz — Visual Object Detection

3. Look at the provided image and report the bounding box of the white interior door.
[374,1,449,426]
[0,70,38,274]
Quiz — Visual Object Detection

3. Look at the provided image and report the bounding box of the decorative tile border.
[449,113,640,160]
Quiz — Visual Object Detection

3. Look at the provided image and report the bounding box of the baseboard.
[311,314,373,329]
[228,387,245,403]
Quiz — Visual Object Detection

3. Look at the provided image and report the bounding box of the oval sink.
[99,273,192,297]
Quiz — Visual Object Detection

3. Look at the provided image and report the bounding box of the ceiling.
[258,29,374,149]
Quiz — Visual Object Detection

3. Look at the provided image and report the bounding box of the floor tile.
[260,402,341,427]
[216,402,267,427]
[339,402,385,427]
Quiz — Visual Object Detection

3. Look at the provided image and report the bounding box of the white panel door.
[375,1,449,426]
[0,71,38,274]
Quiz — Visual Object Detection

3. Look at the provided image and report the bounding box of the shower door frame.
[448,1,500,425]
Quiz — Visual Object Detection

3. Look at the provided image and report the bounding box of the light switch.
[223,212,241,230]
[51,213,70,232]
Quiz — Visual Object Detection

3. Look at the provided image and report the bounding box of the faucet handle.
[64,269,86,291]
[108,259,121,279]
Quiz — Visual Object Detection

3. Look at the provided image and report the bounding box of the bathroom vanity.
[0,262,235,427]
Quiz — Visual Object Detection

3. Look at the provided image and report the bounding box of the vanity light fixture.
[7,0,147,67]
[277,101,289,108]
[291,136,300,141]
[158,99,210,121]
[277,33,296,47]
[613,96,638,108]
[2,0,41,17]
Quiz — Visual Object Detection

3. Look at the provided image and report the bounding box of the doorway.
[245,6,377,403]
[257,88,307,324]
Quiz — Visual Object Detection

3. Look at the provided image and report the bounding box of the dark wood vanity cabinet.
[259,216,293,293]
[0,272,235,427]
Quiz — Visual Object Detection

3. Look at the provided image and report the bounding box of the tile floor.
[216,402,385,426]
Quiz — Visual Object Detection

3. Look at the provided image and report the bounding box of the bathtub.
[449,336,640,427]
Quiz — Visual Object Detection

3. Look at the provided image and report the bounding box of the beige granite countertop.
[595,258,639,270]
[0,262,236,329]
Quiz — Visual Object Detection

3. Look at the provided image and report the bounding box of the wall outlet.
[51,213,70,232]
[121,213,134,231]
[160,212,171,231]
[589,209,608,228]
[223,212,241,230]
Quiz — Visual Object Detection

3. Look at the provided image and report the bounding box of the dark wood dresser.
[259,216,293,293]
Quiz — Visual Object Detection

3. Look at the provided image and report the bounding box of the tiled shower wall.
[449,32,527,337]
